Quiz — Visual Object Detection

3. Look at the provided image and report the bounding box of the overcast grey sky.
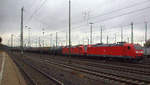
[0,0,150,46]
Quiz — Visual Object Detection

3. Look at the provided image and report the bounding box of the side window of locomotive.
[128,46,131,50]
[84,46,87,52]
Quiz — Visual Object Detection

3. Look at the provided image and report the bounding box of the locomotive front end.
[134,44,144,60]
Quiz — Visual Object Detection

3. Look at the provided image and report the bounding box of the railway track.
[16,53,150,85]
[12,53,112,85]
[41,59,150,84]
[35,58,150,85]
[23,52,150,69]
[11,56,35,85]
[37,53,150,69]
[23,52,150,76]
[11,54,64,85]
[47,57,150,75]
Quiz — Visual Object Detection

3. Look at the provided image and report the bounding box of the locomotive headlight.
[136,51,143,53]
[140,51,144,53]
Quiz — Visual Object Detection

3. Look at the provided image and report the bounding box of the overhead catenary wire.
[65,0,150,28]
[90,0,150,19]
[25,0,150,34]
[26,0,48,24]
[71,5,150,31]
[28,7,150,37]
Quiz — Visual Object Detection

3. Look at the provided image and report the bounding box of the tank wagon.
[144,47,150,57]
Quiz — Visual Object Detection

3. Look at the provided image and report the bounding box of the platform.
[0,51,27,85]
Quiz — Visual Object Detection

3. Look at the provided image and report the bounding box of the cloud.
[0,0,150,46]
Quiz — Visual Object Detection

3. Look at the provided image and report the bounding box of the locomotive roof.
[92,42,126,47]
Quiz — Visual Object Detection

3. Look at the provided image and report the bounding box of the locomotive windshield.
[134,44,143,50]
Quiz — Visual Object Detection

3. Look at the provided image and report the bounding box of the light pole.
[100,26,102,43]
[145,22,148,56]
[145,22,147,43]
[28,27,31,47]
[131,22,133,43]
[107,35,109,44]
[39,37,41,47]
[20,7,24,55]
[42,28,45,47]
[89,22,93,44]
[25,26,28,47]
[121,27,123,42]
[50,34,53,47]
[11,34,14,48]
[56,32,58,47]
[114,33,116,43]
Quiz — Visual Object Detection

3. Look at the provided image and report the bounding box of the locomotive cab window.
[134,44,142,50]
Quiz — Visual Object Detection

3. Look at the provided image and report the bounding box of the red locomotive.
[62,45,86,56]
[86,42,143,60]
[62,42,144,60]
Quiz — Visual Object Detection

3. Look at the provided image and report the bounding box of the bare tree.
[0,37,2,44]
[144,39,150,47]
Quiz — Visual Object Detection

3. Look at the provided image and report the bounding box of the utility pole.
[131,22,134,43]
[68,0,71,63]
[20,7,24,55]
[11,34,13,47]
[128,37,129,43]
[89,23,93,44]
[56,32,58,47]
[107,36,109,44]
[121,27,123,42]
[145,22,148,56]
[100,26,102,43]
